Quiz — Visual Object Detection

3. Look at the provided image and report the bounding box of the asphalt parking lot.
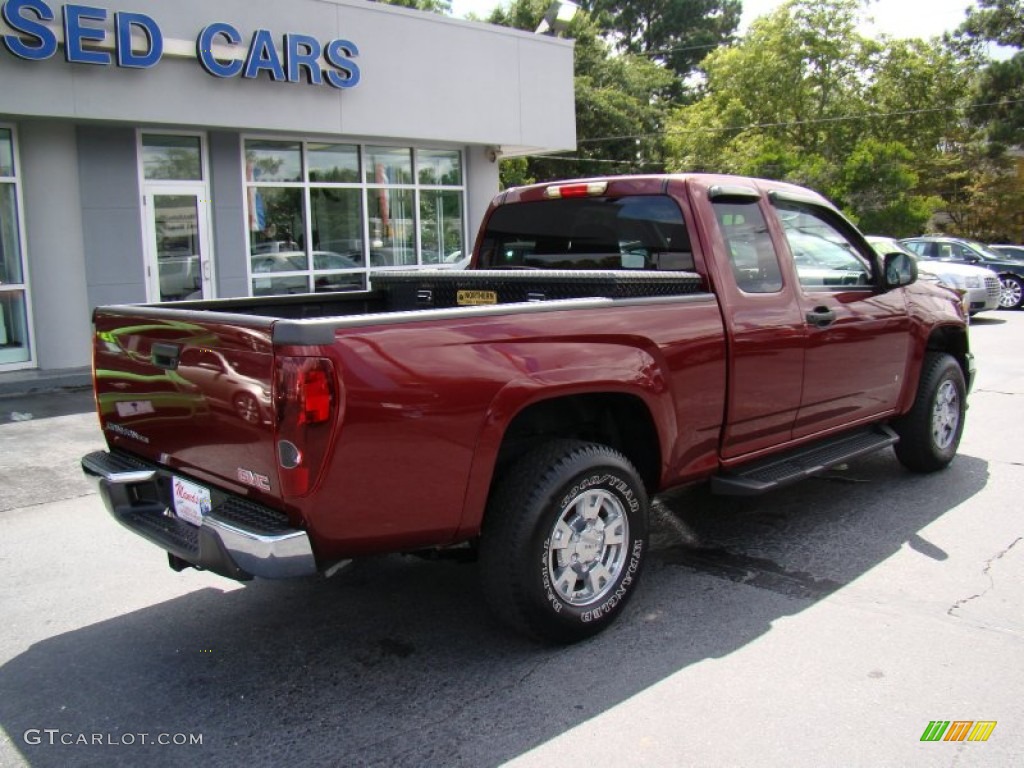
[0,311,1021,767]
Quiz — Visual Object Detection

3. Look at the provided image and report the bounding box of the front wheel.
[480,440,649,644]
[998,274,1023,310]
[893,353,966,473]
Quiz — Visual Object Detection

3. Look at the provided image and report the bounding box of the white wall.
[18,122,92,369]
[0,0,576,156]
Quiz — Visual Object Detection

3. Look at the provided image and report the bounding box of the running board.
[711,425,899,496]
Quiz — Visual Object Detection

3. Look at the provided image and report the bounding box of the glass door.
[143,186,214,302]
[1,125,32,369]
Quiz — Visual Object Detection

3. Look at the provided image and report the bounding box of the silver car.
[868,236,1000,315]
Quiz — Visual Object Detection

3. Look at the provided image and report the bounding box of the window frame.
[0,123,36,371]
[242,138,466,296]
[770,198,877,292]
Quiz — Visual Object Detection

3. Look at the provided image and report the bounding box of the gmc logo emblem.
[237,468,272,492]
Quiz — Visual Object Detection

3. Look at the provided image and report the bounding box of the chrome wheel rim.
[932,380,960,450]
[236,395,259,424]
[546,488,629,607]
[998,277,1021,308]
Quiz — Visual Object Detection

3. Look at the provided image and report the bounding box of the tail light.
[273,356,343,497]
[544,181,608,199]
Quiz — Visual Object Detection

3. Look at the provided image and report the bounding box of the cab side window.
[773,201,871,288]
[712,200,783,293]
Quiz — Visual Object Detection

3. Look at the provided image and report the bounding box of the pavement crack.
[947,537,1022,618]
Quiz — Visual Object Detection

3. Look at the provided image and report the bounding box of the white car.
[868,236,1000,315]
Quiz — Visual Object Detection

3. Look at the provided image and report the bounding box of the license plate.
[172,476,211,527]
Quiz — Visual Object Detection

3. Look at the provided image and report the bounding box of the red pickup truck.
[82,174,973,643]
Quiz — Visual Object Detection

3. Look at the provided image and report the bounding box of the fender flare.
[454,361,676,538]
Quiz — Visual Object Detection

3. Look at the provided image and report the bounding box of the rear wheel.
[998,274,1023,310]
[480,440,649,644]
[233,393,260,424]
[893,353,966,473]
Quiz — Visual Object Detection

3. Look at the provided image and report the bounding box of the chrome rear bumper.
[82,450,316,580]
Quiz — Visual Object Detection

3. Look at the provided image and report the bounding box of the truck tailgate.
[92,308,282,502]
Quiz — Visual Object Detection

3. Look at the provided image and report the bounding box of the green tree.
[957,0,1024,147]
[488,0,674,186]
[664,0,969,235]
[368,0,452,14]
[945,1,1024,240]
[580,0,741,84]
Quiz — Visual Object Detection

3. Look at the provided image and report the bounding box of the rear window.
[478,195,694,271]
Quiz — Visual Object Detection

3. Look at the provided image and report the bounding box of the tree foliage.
[663,0,972,235]
[580,0,741,83]
[950,0,1024,239]
[487,0,674,186]
[368,0,452,14]
[957,0,1024,148]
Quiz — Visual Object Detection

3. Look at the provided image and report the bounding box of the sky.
[448,0,980,41]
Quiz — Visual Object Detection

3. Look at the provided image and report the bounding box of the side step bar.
[711,425,898,496]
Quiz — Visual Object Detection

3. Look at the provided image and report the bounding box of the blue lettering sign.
[1,0,58,60]
[196,22,243,78]
[324,39,359,89]
[243,28,285,82]
[114,11,161,68]
[63,4,110,65]
[0,2,362,89]
[285,33,322,85]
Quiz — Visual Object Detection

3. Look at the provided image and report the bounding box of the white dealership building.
[0,0,575,382]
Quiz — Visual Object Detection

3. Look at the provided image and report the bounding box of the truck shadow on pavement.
[0,451,989,767]
[0,389,96,423]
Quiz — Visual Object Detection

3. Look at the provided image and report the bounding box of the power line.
[564,97,1024,146]
[632,42,726,57]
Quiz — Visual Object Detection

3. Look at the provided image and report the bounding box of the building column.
[19,121,92,371]
[464,145,501,249]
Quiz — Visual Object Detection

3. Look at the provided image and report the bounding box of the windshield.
[478,195,695,271]
[962,239,1006,261]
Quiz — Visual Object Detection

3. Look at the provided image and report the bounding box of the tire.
[998,274,1023,310]
[893,353,966,473]
[233,393,261,424]
[480,440,649,644]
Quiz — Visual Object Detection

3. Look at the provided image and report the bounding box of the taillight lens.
[274,356,342,497]
[544,182,608,199]
[301,366,332,424]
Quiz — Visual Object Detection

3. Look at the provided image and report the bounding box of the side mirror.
[883,251,917,288]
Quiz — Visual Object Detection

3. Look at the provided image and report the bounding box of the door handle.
[806,306,837,327]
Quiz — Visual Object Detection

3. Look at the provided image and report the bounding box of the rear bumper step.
[82,450,316,580]
[711,425,899,496]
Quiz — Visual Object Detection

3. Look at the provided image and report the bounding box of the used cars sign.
[0,0,360,88]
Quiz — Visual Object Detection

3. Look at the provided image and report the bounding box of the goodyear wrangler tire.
[480,440,649,644]
[893,352,966,473]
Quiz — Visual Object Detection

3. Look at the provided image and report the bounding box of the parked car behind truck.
[82,174,973,643]
[901,235,1024,310]
[867,236,1000,315]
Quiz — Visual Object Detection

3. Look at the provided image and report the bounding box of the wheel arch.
[457,385,668,540]
[925,324,971,390]
[495,392,662,489]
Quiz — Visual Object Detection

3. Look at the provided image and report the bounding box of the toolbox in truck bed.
[372,269,705,310]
